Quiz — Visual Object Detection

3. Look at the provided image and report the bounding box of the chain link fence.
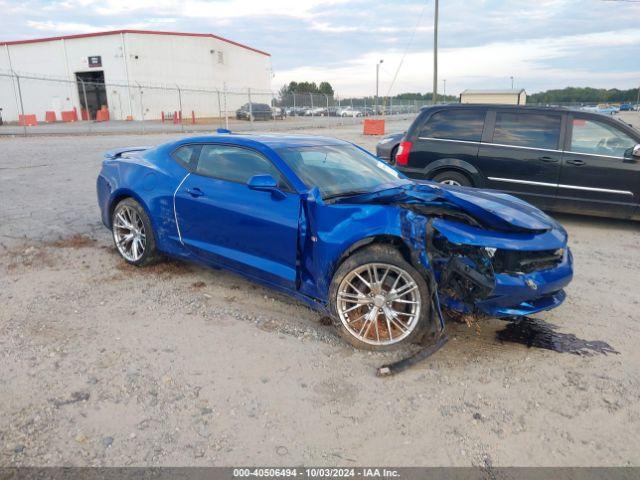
[0,71,425,136]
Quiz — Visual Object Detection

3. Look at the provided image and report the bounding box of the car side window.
[570,118,636,157]
[195,144,289,189]
[171,144,201,170]
[492,112,561,150]
[419,109,485,142]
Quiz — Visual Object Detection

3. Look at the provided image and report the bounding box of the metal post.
[137,82,145,134]
[248,88,253,124]
[217,89,222,128]
[223,83,229,130]
[176,84,184,133]
[325,94,329,117]
[433,0,439,105]
[79,78,89,121]
[15,73,27,137]
[375,59,383,116]
[443,79,447,99]
[510,76,514,90]
[636,84,639,107]
[310,92,314,116]
[293,92,296,112]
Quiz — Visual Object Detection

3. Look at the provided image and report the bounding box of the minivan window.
[570,118,636,157]
[492,112,560,150]
[196,144,288,188]
[419,109,485,142]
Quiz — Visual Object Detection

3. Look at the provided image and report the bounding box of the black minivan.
[393,105,640,220]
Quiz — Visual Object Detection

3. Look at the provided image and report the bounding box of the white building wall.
[460,92,527,105]
[0,31,272,122]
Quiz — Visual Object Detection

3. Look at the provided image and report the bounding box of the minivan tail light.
[395,141,412,166]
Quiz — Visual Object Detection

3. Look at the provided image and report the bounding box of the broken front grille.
[492,248,564,274]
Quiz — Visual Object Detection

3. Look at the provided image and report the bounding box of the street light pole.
[375,59,383,115]
[432,0,439,105]
[510,76,514,90]
[443,79,446,99]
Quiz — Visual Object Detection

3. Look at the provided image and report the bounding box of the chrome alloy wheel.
[440,179,462,186]
[336,263,421,346]
[112,205,146,262]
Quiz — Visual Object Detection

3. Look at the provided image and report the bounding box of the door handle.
[566,159,586,166]
[539,156,558,163]
[186,187,204,197]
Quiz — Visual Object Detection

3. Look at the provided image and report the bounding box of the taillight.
[395,141,412,166]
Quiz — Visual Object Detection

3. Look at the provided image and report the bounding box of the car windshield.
[276,144,409,198]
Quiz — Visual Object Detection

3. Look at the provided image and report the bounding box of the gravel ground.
[1,119,639,467]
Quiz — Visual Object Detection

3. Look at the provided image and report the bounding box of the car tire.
[389,145,399,165]
[432,170,472,187]
[329,244,432,351]
[111,198,161,267]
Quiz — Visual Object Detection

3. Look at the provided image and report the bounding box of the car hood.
[333,182,561,234]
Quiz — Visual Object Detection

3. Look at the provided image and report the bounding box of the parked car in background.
[375,132,404,165]
[619,103,633,112]
[391,104,640,220]
[338,107,363,117]
[235,103,273,121]
[97,133,573,349]
[272,107,286,120]
[285,107,306,117]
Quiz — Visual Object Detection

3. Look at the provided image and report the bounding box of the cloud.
[275,28,640,96]
[2,0,640,94]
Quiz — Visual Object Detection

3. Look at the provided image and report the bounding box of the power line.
[384,0,430,98]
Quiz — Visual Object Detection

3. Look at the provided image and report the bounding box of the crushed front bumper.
[475,248,572,317]
[429,218,573,318]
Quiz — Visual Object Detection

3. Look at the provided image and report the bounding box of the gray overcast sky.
[1,0,639,96]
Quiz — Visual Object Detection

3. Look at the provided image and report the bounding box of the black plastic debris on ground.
[497,316,619,356]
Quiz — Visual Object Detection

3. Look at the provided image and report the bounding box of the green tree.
[318,82,334,96]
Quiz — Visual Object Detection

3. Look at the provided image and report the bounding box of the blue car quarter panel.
[97,147,189,254]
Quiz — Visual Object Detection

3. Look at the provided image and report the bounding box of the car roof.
[176,133,349,149]
[418,103,625,119]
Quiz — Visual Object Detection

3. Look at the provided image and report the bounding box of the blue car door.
[174,144,300,289]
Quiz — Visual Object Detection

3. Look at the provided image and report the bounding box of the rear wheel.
[432,170,472,187]
[111,198,160,266]
[389,145,399,165]
[329,245,431,350]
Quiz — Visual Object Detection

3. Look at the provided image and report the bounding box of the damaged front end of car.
[328,182,573,332]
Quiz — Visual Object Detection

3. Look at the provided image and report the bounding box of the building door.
[75,71,108,120]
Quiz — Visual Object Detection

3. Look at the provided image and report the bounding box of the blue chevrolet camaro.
[97,133,573,350]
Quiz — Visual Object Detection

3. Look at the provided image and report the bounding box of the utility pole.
[432,0,439,105]
[375,59,383,115]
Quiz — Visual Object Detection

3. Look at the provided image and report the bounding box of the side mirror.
[633,144,640,158]
[247,174,278,191]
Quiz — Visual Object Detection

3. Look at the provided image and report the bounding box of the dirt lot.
[1,119,639,467]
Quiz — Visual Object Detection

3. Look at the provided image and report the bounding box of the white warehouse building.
[0,29,272,123]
